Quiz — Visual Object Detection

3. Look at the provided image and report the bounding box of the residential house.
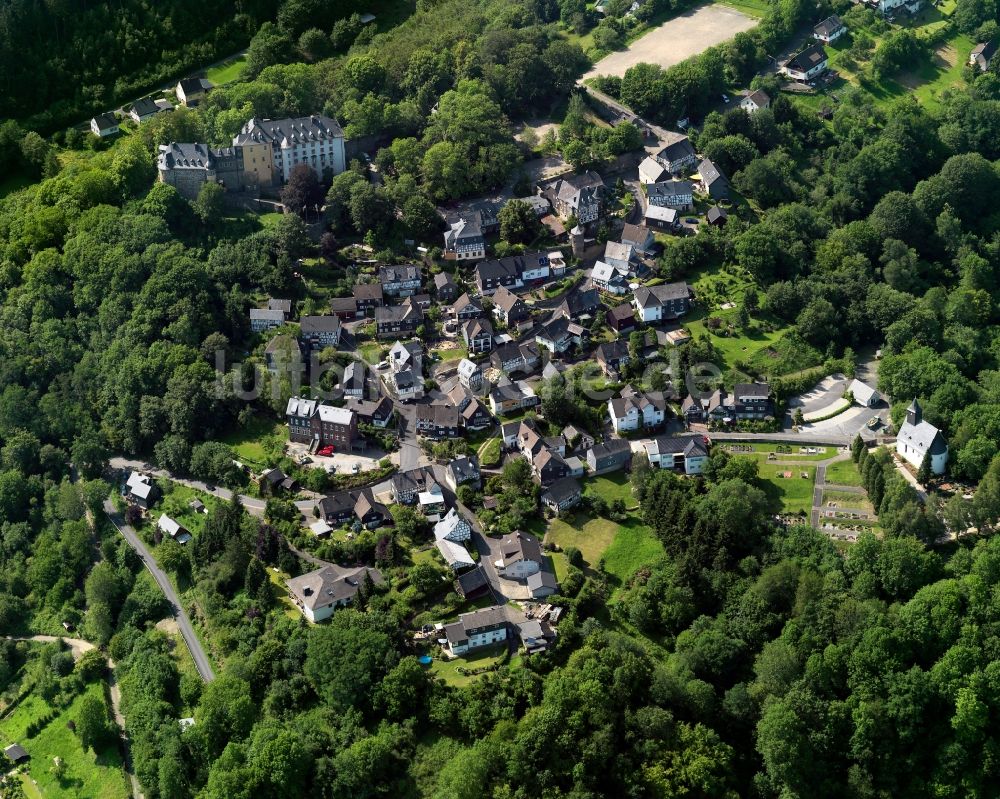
[250,308,287,332]
[491,286,531,327]
[285,397,357,450]
[548,250,568,278]
[558,287,601,319]
[445,456,482,491]
[390,339,422,376]
[541,477,582,513]
[260,467,297,493]
[970,40,998,71]
[645,204,678,230]
[562,425,595,452]
[533,449,571,486]
[475,258,521,295]
[317,488,389,528]
[375,299,423,339]
[269,298,293,315]
[697,158,730,200]
[436,539,476,570]
[419,481,447,521]
[604,241,635,271]
[707,206,728,226]
[653,135,697,174]
[490,341,540,376]
[457,358,484,391]
[495,532,542,579]
[444,216,486,261]
[608,391,666,433]
[460,396,492,430]
[434,272,460,303]
[535,314,590,354]
[781,44,829,81]
[463,317,494,354]
[489,381,539,415]
[896,398,948,474]
[639,156,669,184]
[595,340,631,379]
[379,264,422,297]
[415,403,462,438]
[391,467,431,505]
[346,395,394,428]
[591,260,630,295]
[546,171,605,223]
[157,514,191,544]
[300,315,342,348]
[125,472,160,509]
[176,78,210,107]
[90,113,119,138]
[632,282,691,323]
[389,366,421,402]
[341,361,366,399]
[129,96,173,124]
[813,15,846,42]
[607,302,637,334]
[443,606,509,656]
[435,507,473,543]
[329,296,359,318]
[586,439,633,474]
[353,283,383,314]
[450,292,484,321]
[647,180,694,211]
[643,434,709,474]
[501,420,523,449]
[682,382,774,422]
[264,334,303,375]
[740,89,771,114]
[286,564,383,622]
[849,379,881,407]
[621,223,655,254]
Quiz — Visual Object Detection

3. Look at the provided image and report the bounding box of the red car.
[317,445,335,456]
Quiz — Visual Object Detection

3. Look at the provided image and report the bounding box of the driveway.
[396,405,423,472]
[103,500,215,683]
[786,373,850,414]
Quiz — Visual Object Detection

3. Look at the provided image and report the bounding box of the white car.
[721,94,730,103]
[352,463,361,473]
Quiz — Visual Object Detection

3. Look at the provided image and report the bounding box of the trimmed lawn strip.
[758,466,816,515]
[205,55,247,85]
[824,458,863,486]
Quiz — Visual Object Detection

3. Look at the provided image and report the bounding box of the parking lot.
[285,440,388,475]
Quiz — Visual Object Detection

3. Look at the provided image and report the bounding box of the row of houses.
[90,78,211,137]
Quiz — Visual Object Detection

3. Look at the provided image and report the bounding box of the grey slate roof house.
[541,476,582,513]
[586,439,633,474]
[653,135,697,174]
[546,171,605,224]
[299,315,342,348]
[970,40,999,71]
[379,264,422,297]
[697,158,730,200]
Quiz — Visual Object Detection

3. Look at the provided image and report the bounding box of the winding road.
[103,500,215,684]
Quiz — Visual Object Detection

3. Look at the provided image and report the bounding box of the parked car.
[352,463,361,473]
[317,445,335,456]
[721,94,730,103]
[867,416,880,430]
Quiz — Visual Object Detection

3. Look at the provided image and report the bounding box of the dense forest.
[2,0,1000,794]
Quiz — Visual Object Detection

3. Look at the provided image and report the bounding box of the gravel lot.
[582,4,757,81]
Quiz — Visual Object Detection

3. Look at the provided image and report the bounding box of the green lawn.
[759,466,816,515]
[219,414,285,468]
[547,515,620,569]
[206,55,247,86]
[479,437,501,467]
[156,481,220,537]
[0,682,128,799]
[583,472,637,510]
[822,490,873,511]
[683,306,790,374]
[825,458,863,487]
[258,212,286,229]
[358,342,386,365]
[432,345,467,362]
[719,442,835,461]
[713,0,771,17]
[602,519,664,585]
[428,645,508,688]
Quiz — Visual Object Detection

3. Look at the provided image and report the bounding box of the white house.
[647,180,694,211]
[781,44,829,81]
[443,606,509,656]
[157,514,191,544]
[495,531,542,580]
[434,508,472,543]
[740,89,770,114]
[591,261,629,295]
[638,156,669,184]
[286,565,383,623]
[896,399,948,475]
[90,113,119,138]
[643,435,709,475]
[813,15,846,43]
[632,282,691,323]
[608,391,666,433]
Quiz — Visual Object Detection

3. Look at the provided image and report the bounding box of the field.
[825,458,864,486]
[759,465,816,515]
[0,682,128,799]
[602,519,664,584]
[547,515,620,568]
[206,55,247,86]
[583,472,637,509]
[581,3,757,81]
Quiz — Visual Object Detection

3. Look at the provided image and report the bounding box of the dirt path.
[4,635,95,659]
[581,3,757,81]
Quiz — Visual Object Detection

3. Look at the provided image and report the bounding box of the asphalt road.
[103,500,216,683]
